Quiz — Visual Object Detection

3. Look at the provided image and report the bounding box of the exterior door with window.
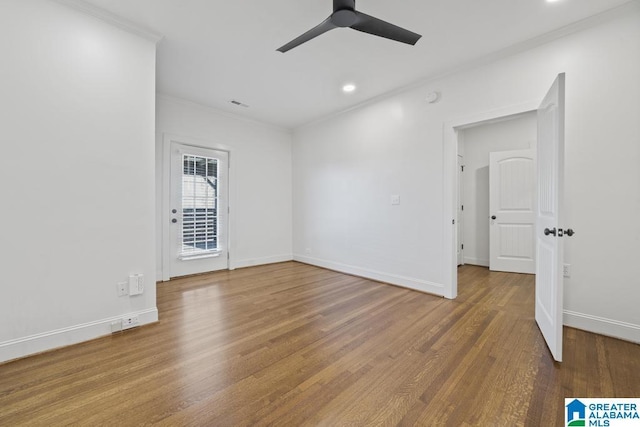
[168,143,228,278]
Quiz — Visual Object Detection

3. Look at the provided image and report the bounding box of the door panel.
[169,143,229,278]
[489,149,536,274]
[535,73,565,362]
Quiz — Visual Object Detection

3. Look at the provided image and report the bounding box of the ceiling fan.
[277,0,422,53]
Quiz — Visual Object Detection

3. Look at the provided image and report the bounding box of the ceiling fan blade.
[351,11,421,46]
[277,18,336,53]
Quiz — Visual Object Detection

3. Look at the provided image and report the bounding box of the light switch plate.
[117,281,128,297]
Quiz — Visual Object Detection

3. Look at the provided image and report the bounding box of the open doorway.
[443,74,567,362]
[457,112,537,271]
[443,99,540,300]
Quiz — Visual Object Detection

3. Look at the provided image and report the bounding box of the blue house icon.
[567,399,587,422]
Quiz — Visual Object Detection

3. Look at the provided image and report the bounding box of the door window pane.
[181,155,218,256]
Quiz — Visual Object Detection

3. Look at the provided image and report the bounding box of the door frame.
[457,154,464,266]
[442,100,541,299]
[161,133,236,281]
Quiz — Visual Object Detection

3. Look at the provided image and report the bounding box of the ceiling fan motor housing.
[333,0,356,12]
[332,9,358,27]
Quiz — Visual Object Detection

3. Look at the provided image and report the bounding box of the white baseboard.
[564,310,640,344]
[0,308,158,364]
[463,257,489,267]
[293,254,445,296]
[231,254,293,270]
[156,254,293,277]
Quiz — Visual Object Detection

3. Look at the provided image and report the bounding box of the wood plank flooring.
[1,262,639,426]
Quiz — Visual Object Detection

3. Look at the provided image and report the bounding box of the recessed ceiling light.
[546,0,561,3]
[342,83,356,93]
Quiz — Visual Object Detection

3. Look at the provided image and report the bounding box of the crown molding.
[296,0,640,130]
[50,0,164,43]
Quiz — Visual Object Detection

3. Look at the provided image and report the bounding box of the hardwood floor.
[1,262,638,426]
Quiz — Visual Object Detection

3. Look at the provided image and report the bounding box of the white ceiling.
[81,0,633,128]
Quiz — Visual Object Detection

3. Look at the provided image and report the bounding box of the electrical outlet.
[117,281,128,297]
[563,264,571,278]
[111,320,123,333]
[121,315,139,330]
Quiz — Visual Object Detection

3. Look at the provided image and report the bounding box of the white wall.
[460,114,537,266]
[293,98,448,295]
[0,0,158,362]
[293,5,640,342]
[156,96,293,277]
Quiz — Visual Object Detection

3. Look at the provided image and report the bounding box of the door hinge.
[461,205,464,211]
[461,165,465,172]
[461,244,464,250]
[452,219,455,225]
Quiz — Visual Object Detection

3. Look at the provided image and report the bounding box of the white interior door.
[168,142,229,278]
[489,149,536,274]
[535,73,565,362]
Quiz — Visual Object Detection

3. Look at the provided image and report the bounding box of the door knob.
[544,227,556,236]
[566,228,575,237]
[171,218,177,223]
[491,215,497,220]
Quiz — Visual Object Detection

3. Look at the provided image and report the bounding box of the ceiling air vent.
[230,100,249,108]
